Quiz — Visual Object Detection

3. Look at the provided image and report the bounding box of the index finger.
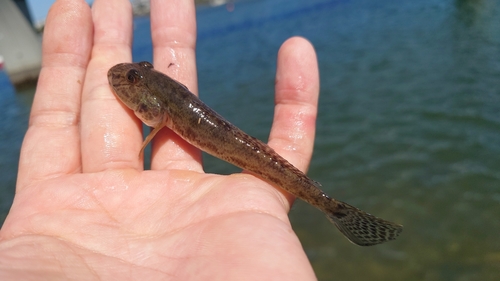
[268,37,320,204]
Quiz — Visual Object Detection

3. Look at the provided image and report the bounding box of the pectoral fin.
[140,124,166,158]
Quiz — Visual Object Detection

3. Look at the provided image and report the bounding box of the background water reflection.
[1,0,500,280]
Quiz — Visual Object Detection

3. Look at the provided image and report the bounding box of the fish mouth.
[107,69,116,88]
[107,63,129,88]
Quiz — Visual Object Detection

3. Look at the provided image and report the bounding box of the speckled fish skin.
[107,61,403,246]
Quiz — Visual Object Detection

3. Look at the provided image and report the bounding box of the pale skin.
[0,0,320,280]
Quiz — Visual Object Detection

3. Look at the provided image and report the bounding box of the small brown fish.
[107,61,403,246]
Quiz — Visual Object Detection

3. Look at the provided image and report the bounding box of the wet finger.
[80,0,140,173]
[149,0,203,172]
[268,37,320,201]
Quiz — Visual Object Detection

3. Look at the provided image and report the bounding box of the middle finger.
[149,0,203,172]
[81,0,141,173]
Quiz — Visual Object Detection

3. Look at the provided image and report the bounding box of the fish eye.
[126,69,141,84]
[139,61,154,69]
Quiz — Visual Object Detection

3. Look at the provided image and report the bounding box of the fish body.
[107,61,403,246]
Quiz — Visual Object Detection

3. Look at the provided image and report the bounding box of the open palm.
[0,0,320,280]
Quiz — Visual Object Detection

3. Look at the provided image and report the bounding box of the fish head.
[108,61,165,127]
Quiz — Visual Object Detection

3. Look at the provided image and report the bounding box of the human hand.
[0,0,320,280]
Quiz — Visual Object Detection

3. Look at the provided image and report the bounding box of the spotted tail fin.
[326,201,403,246]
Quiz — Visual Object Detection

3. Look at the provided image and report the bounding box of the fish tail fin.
[325,200,403,246]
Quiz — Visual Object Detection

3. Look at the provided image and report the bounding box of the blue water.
[1,0,500,279]
[0,71,33,224]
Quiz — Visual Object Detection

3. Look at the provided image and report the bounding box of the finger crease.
[30,109,80,128]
